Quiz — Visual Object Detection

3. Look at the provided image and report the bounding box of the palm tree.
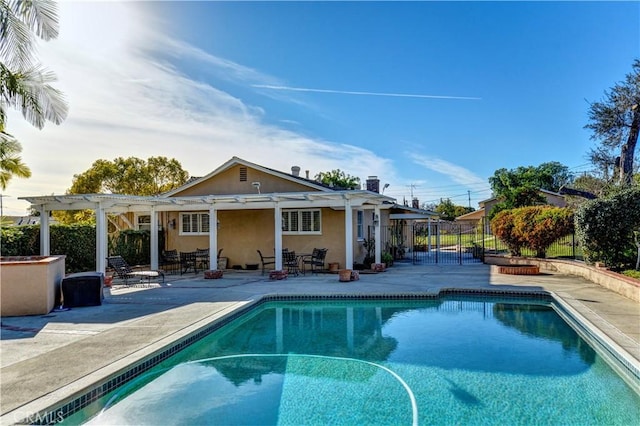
[0,132,31,190]
[0,0,68,133]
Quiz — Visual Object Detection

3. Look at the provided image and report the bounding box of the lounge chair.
[106,255,165,285]
[257,249,275,275]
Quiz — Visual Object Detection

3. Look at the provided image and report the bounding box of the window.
[180,212,210,235]
[356,210,364,240]
[282,209,321,234]
[136,214,151,231]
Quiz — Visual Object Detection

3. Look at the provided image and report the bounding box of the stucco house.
[21,157,437,274]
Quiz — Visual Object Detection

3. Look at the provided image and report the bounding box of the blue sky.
[3,1,639,215]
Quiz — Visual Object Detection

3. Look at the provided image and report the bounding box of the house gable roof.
[164,157,333,197]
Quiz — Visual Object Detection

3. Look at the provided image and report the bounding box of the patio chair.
[302,248,328,275]
[283,250,299,276]
[161,249,180,275]
[257,249,275,275]
[106,255,165,285]
[180,251,198,274]
[196,248,210,270]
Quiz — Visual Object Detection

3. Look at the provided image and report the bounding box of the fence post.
[572,233,576,259]
[458,225,462,265]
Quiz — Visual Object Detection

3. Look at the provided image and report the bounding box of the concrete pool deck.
[1,263,639,424]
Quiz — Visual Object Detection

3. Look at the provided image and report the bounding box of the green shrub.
[2,225,164,272]
[491,206,574,258]
[491,210,524,256]
[622,270,640,280]
[575,187,640,271]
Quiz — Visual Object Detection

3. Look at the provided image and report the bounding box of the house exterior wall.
[172,164,316,196]
[163,207,349,269]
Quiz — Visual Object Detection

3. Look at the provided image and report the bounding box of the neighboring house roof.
[163,156,333,197]
[4,216,43,226]
[455,209,485,221]
[389,203,439,220]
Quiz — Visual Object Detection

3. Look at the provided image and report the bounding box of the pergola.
[20,190,396,273]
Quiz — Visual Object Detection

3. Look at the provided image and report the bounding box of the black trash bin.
[61,272,104,308]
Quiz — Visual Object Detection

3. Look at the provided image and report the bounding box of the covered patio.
[20,190,395,274]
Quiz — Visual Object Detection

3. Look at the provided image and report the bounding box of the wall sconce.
[169,218,176,229]
[373,214,380,227]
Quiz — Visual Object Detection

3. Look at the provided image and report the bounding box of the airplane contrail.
[252,84,481,100]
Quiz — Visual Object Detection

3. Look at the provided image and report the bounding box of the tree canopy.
[314,169,360,190]
[435,198,474,221]
[487,162,573,216]
[69,156,189,195]
[585,59,639,186]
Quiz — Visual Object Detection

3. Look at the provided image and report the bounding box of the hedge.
[1,225,160,273]
[491,206,574,258]
[575,186,640,271]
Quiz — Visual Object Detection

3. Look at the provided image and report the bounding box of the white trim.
[179,212,210,236]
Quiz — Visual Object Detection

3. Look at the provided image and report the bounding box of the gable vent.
[239,167,247,182]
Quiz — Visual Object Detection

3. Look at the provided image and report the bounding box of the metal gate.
[379,221,483,265]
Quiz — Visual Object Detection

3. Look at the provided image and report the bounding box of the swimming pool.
[64,295,639,425]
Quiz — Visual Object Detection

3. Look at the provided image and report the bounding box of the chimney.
[366,176,380,193]
[412,198,420,209]
[291,166,301,177]
[305,170,310,179]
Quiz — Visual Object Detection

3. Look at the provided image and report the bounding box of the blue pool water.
[69,297,639,425]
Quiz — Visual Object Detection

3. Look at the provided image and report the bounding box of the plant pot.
[204,269,224,279]
[339,269,352,282]
[104,275,113,287]
[328,262,340,273]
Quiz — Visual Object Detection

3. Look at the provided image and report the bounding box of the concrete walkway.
[1,263,638,424]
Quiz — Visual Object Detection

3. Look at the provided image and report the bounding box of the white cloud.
[2,2,395,215]
[409,153,486,187]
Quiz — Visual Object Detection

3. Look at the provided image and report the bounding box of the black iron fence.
[378,218,583,265]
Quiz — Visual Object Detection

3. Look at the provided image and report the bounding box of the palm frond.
[0,62,68,129]
[0,1,36,69]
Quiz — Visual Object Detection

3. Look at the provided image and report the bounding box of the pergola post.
[150,206,159,270]
[344,198,353,269]
[209,206,218,269]
[38,205,50,256]
[274,204,283,270]
[374,205,381,264]
[96,203,108,273]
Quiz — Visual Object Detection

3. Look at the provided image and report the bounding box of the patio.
[1,263,638,424]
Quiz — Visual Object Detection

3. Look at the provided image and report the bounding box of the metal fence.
[378,217,583,265]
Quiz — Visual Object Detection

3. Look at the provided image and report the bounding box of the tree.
[55,156,189,224]
[435,198,474,221]
[0,136,30,190]
[585,59,639,186]
[487,162,573,217]
[314,169,360,190]
[1,0,68,175]
[69,156,189,195]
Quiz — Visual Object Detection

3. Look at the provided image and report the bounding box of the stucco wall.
[164,208,354,269]
[484,255,640,302]
[0,256,66,316]
[173,165,314,196]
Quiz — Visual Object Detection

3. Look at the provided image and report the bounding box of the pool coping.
[6,287,639,425]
